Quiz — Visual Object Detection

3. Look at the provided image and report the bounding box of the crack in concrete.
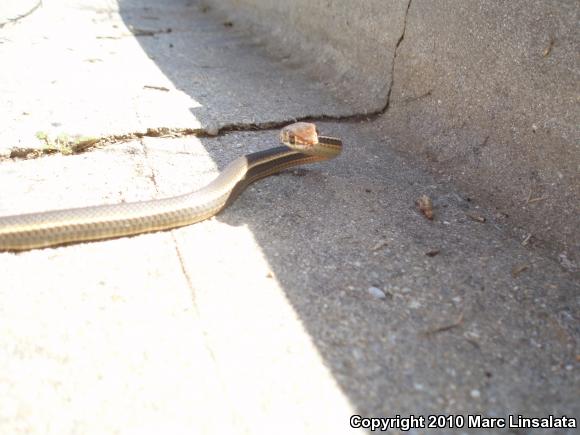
[170,231,246,430]
[384,0,413,111]
[0,0,43,29]
[1,120,333,161]
[2,128,202,161]
[139,134,198,310]
[138,126,200,322]
[2,0,413,161]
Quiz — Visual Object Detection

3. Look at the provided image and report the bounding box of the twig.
[527,196,546,204]
[421,312,464,336]
[511,264,529,278]
[400,89,433,105]
[371,240,388,251]
[466,212,486,223]
[143,85,170,92]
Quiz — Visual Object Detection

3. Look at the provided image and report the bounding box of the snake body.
[0,123,342,251]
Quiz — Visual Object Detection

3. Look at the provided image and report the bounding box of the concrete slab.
[0,0,350,155]
[0,0,578,434]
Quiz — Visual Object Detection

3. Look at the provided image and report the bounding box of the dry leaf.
[416,194,434,220]
[466,212,486,223]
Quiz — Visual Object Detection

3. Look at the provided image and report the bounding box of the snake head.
[280,122,319,153]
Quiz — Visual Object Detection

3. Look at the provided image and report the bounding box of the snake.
[0,122,342,251]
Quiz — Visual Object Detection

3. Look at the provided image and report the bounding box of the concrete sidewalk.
[0,1,578,434]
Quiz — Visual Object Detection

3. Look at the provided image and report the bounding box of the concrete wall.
[206,0,579,256]
[204,0,410,112]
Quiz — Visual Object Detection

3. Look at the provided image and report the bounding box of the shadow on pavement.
[118,0,580,419]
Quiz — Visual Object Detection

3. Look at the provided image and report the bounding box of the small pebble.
[470,389,481,399]
[368,286,386,299]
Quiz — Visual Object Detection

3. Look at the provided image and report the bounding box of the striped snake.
[0,122,342,251]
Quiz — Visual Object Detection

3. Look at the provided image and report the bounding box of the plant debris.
[527,196,547,204]
[543,36,555,57]
[131,27,172,36]
[511,264,529,278]
[466,212,486,223]
[143,85,170,92]
[425,249,440,257]
[371,240,389,251]
[416,194,434,220]
[421,312,464,336]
